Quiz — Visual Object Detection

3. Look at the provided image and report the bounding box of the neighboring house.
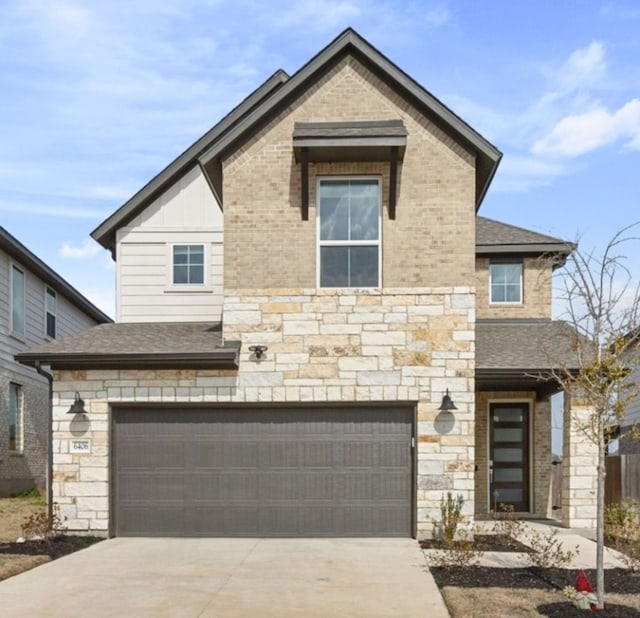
[17,29,594,538]
[616,341,640,454]
[1,227,111,496]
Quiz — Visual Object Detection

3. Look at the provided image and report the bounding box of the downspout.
[35,361,53,521]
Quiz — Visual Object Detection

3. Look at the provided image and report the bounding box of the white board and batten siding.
[116,166,224,323]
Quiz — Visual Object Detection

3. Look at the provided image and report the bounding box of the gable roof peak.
[93,29,502,252]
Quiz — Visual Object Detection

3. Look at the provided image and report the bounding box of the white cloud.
[491,155,568,193]
[532,99,640,157]
[424,6,450,28]
[449,40,639,189]
[60,239,102,259]
[559,41,606,90]
[272,0,361,30]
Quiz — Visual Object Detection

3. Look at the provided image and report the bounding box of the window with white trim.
[11,265,25,336]
[317,178,380,287]
[172,245,205,285]
[46,287,57,339]
[490,262,523,303]
[9,383,23,452]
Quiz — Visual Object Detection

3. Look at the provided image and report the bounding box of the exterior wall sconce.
[68,392,87,415]
[248,345,268,360]
[438,389,458,411]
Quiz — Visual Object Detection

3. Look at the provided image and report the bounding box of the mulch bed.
[0,536,103,560]
[420,533,532,552]
[431,565,637,591]
[432,567,640,616]
[423,534,640,616]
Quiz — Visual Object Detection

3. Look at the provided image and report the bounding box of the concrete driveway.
[0,537,449,617]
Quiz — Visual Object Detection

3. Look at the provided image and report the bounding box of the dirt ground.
[439,584,640,617]
[0,495,102,582]
[433,565,640,616]
[0,495,50,580]
[0,494,46,542]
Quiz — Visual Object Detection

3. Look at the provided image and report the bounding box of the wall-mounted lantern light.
[248,345,268,360]
[68,392,87,415]
[438,389,458,411]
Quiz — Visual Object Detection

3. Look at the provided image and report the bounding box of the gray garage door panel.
[113,406,413,537]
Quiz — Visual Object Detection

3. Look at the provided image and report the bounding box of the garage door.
[113,406,413,537]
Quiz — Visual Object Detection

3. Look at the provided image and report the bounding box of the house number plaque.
[70,440,91,454]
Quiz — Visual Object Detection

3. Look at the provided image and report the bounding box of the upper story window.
[11,265,25,337]
[317,178,380,288]
[173,245,204,285]
[45,287,57,339]
[490,261,523,304]
[9,382,23,452]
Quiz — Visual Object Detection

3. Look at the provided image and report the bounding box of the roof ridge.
[476,216,568,244]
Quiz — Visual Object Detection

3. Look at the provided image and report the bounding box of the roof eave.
[476,367,579,377]
[16,345,241,371]
[476,242,575,258]
[475,151,502,211]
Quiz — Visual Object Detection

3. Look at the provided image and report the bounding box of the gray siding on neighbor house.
[0,246,106,495]
[624,365,640,429]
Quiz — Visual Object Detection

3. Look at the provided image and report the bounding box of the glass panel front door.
[490,402,529,512]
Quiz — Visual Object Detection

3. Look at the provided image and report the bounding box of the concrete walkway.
[0,537,450,617]
[424,520,629,569]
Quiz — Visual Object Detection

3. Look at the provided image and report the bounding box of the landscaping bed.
[420,533,532,553]
[0,535,103,561]
[0,494,103,581]
[422,530,640,617]
[432,566,640,617]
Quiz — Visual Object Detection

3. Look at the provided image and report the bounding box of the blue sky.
[1,0,639,321]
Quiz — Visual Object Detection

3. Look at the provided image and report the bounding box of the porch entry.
[489,402,530,512]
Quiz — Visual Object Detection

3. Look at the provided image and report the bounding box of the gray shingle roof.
[476,319,581,371]
[293,120,408,139]
[476,217,575,256]
[16,322,239,369]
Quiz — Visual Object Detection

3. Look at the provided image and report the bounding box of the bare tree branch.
[543,222,640,609]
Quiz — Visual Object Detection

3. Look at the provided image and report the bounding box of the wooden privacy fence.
[605,455,640,505]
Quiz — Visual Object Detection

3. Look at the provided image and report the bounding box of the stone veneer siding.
[562,393,597,527]
[51,287,474,537]
[474,391,552,518]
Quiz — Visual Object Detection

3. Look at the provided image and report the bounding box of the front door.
[489,402,530,513]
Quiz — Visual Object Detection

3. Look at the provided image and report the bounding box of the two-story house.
[17,29,595,538]
[1,226,111,496]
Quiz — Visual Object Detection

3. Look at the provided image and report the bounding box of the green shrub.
[433,492,464,542]
[10,488,42,500]
[604,500,638,537]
